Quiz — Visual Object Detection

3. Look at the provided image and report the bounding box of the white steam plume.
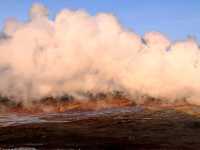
[0,3,199,105]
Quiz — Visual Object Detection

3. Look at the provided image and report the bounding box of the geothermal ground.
[0,2,199,150]
[0,98,200,149]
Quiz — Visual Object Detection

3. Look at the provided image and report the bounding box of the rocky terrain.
[0,104,200,149]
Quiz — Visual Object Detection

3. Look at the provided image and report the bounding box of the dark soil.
[0,107,200,149]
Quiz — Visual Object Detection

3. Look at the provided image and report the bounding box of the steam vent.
[0,2,200,149]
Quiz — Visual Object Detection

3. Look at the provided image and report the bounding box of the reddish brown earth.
[0,96,134,114]
[0,97,200,149]
[0,105,200,149]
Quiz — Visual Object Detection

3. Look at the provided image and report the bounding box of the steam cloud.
[0,3,200,105]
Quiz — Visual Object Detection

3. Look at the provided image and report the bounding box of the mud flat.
[0,106,200,149]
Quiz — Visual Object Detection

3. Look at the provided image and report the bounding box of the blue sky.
[0,0,199,42]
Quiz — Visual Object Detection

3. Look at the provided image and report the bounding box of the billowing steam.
[0,3,200,106]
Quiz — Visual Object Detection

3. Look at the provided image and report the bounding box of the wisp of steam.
[0,3,200,107]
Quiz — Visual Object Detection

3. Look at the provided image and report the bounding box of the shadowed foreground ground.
[0,106,200,149]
